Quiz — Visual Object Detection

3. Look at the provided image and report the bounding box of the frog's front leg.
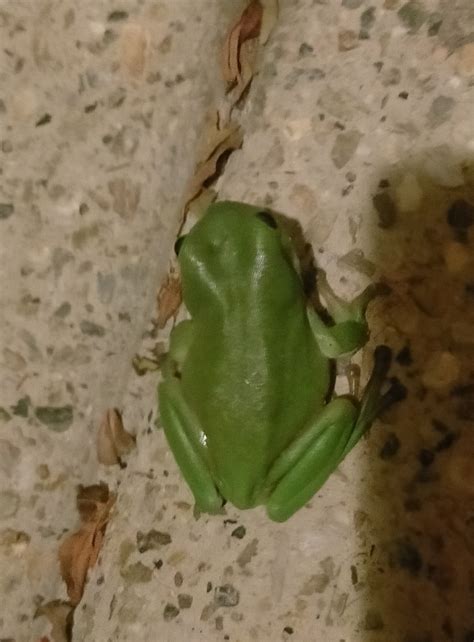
[161,319,194,378]
[307,270,388,358]
[265,346,404,522]
[158,378,223,513]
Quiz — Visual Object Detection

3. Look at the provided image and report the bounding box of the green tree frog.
[158,201,404,521]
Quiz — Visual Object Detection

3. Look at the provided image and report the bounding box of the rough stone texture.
[1,1,473,642]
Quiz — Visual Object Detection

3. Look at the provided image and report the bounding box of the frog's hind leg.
[265,397,358,522]
[158,379,223,514]
[265,346,405,522]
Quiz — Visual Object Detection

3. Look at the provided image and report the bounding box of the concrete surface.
[0,1,473,641]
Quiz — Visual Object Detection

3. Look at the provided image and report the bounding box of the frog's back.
[178,203,330,508]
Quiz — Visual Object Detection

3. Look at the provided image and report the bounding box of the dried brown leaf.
[229,37,258,105]
[220,0,277,116]
[58,484,115,606]
[222,1,263,87]
[97,408,135,466]
[76,482,111,522]
[186,187,218,219]
[181,124,243,222]
[239,1,264,41]
[157,272,182,328]
[223,13,241,86]
[58,528,95,606]
[35,600,73,642]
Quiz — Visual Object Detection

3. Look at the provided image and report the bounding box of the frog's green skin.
[158,201,402,522]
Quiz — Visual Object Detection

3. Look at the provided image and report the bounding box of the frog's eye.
[174,235,187,256]
[256,211,277,229]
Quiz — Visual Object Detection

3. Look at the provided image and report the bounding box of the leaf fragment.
[220,0,278,113]
[157,271,182,328]
[97,408,135,466]
[181,123,243,226]
[222,0,263,88]
[58,483,115,605]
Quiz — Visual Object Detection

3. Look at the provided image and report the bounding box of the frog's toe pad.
[373,345,393,374]
[379,377,407,414]
[385,377,407,403]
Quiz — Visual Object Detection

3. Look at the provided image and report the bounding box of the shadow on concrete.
[359,152,474,642]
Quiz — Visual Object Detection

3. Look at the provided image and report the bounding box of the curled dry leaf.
[181,123,243,229]
[222,0,263,88]
[221,0,278,115]
[35,600,73,642]
[174,1,276,249]
[187,187,218,219]
[97,408,136,466]
[58,483,115,606]
[157,271,182,328]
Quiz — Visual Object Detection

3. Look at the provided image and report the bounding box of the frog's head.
[175,201,302,315]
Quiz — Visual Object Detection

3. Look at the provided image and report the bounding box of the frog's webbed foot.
[340,345,406,458]
[263,345,406,522]
[362,345,407,416]
[377,376,407,414]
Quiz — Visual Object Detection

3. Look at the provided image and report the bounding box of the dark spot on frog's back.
[256,211,278,229]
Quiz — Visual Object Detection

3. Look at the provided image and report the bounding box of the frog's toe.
[380,377,407,410]
[372,344,393,376]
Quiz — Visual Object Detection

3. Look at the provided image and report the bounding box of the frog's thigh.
[158,379,223,513]
[266,398,358,522]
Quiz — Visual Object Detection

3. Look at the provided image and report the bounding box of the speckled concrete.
[1,1,473,641]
